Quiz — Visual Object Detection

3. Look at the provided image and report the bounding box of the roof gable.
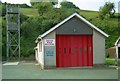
[37,13,109,40]
[115,36,120,46]
[56,16,93,34]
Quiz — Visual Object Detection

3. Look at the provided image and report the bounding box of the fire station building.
[35,13,109,69]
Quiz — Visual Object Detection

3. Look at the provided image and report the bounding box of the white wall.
[35,47,38,61]
[43,31,56,66]
[93,30,106,64]
[116,39,120,59]
[36,40,44,69]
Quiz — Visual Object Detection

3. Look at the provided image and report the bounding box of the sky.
[1,0,119,12]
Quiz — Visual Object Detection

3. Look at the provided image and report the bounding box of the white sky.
[1,0,119,12]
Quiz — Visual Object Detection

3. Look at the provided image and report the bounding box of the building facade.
[35,13,109,69]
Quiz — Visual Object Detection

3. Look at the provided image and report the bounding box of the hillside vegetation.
[21,8,39,17]
[21,8,119,48]
[2,2,120,59]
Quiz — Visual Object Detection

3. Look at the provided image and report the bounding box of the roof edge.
[115,36,120,46]
[36,12,109,42]
[40,13,77,38]
[75,13,109,37]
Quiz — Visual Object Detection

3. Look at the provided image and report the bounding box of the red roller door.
[56,35,93,67]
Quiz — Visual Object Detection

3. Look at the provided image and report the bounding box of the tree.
[30,0,56,8]
[61,1,79,10]
[37,2,53,16]
[30,1,54,16]
[0,3,6,17]
[19,4,31,8]
[99,2,115,19]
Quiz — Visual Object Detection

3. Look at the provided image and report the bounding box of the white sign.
[44,39,55,46]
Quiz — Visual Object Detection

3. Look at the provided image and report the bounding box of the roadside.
[106,58,120,66]
[2,61,118,79]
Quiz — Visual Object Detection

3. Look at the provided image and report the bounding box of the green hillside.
[2,2,120,59]
[20,8,39,17]
[21,8,119,30]
[21,8,119,48]
[21,8,118,26]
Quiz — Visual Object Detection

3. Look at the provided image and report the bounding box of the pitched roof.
[115,36,120,46]
[36,13,109,42]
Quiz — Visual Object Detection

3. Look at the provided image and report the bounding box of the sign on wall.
[44,39,55,46]
[46,50,54,56]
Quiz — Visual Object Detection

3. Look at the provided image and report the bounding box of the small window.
[64,48,66,53]
[80,48,82,53]
[84,47,87,53]
[90,47,92,54]
[39,42,42,52]
[74,48,76,54]
[69,48,71,54]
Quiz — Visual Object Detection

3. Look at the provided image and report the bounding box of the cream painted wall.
[37,40,44,69]
[43,31,56,66]
[35,43,38,61]
[93,30,106,64]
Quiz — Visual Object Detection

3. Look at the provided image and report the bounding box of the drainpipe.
[115,45,118,66]
[41,37,44,70]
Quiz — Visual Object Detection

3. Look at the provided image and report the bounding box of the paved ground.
[2,62,119,79]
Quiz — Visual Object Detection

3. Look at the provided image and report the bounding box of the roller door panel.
[56,35,93,67]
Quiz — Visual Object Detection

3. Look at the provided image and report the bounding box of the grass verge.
[106,58,120,66]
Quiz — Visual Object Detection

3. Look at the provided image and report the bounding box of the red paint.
[56,35,93,67]
[77,36,82,66]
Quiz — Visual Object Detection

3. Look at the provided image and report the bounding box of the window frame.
[39,42,42,52]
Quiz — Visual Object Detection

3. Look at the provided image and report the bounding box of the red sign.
[44,39,55,46]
